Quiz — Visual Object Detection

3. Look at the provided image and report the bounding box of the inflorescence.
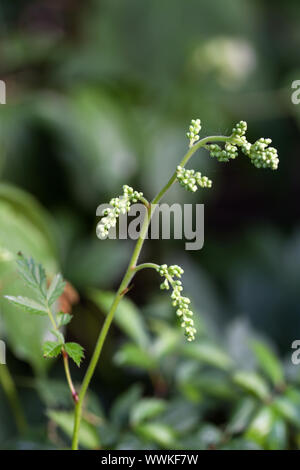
[157,264,196,341]
[185,119,279,172]
[176,165,212,192]
[187,119,201,148]
[206,120,279,170]
[97,185,144,238]
[96,119,279,344]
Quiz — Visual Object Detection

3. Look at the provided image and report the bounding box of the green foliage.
[4,296,48,316]
[5,254,83,368]
[64,343,85,367]
[47,274,66,307]
[47,410,100,449]
[0,0,298,452]
[233,371,271,401]
[0,184,58,373]
[250,340,284,387]
[130,399,167,426]
[43,341,63,359]
[57,312,73,328]
[88,289,149,349]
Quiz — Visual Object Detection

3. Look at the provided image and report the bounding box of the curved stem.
[71,133,230,449]
[62,350,78,402]
[133,262,160,273]
[46,305,78,403]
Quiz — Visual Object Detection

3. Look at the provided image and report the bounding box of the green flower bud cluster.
[205,142,238,162]
[231,120,247,141]
[176,165,212,192]
[204,120,279,170]
[242,138,279,170]
[187,119,201,148]
[97,185,143,238]
[157,264,196,341]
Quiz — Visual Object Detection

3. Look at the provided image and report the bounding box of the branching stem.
[71,133,231,449]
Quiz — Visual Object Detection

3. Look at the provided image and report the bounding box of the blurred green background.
[0,0,300,450]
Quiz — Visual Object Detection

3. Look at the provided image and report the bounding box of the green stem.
[71,133,230,449]
[133,263,160,273]
[0,364,27,434]
[46,305,78,402]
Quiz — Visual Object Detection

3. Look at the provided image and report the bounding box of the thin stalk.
[71,134,231,449]
[133,263,159,273]
[46,305,78,403]
[0,364,27,434]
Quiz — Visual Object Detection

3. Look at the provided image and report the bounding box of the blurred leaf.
[226,397,257,435]
[130,398,167,426]
[89,289,149,349]
[57,312,73,328]
[115,432,156,450]
[114,343,156,371]
[150,322,181,359]
[220,438,262,450]
[233,371,271,401]
[64,342,84,367]
[182,341,233,371]
[176,362,236,402]
[135,422,177,448]
[245,406,276,448]
[36,379,72,408]
[65,239,130,289]
[4,296,48,316]
[272,393,300,429]
[0,183,56,254]
[250,339,284,386]
[47,410,99,449]
[267,418,287,450]
[110,384,143,429]
[0,184,58,373]
[160,398,201,434]
[181,424,222,450]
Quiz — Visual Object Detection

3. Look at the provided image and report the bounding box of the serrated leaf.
[47,274,66,306]
[4,295,48,316]
[43,341,63,358]
[0,183,58,374]
[250,340,284,387]
[65,342,84,367]
[16,255,47,301]
[130,399,166,426]
[57,312,73,328]
[233,371,271,401]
